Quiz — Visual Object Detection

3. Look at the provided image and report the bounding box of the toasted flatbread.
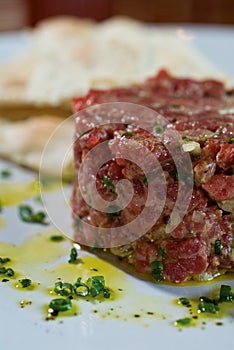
[0,115,74,179]
[0,16,229,111]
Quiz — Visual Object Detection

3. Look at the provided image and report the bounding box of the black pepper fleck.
[147,311,154,315]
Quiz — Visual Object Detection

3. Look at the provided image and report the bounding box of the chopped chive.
[50,235,64,242]
[18,205,47,225]
[219,285,233,302]
[0,257,11,264]
[228,138,234,144]
[19,278,32,288]
[0,169,11,178]
[172,169,179,181]
[102,176,115,193]
[175,317,192,326]
[68,247,78,264]
[49,298,72,312]
[5,268,14,277]
[198,297,219,314]
[121,132,135,137]
[178,297,191,306]
[0,266,14,277]
[158,247,167,258]
[86,276,106,297]
[103,288,111,299]
[150,261,163,281]
[171,104,180,110]
[52,275,111,300]
[214,239,222,255]
[154,124,164,134]
[172,118,177,123]
[73,277,89,297]
[54,282,73,297]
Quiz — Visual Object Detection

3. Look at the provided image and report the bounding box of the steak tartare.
[72,70,234,283]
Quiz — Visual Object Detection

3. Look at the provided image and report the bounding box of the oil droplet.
[0,181,40,206]
[0,179,60,207]
[19,300,32,308]
[0,217,5,229]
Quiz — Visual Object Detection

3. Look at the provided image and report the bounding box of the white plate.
[1,25,234,350]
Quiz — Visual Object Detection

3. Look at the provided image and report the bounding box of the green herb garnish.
[0,257,10,264]
[19,278,32,288]
[53,275,111,299]
[49,298,72,312]
[0,169,11,178]
[228,138,234,144]
[150,261,163,281]
[171,169,178,181]
[158,247,167,258]
[0,267,14,277]
[178,297,191,306]
[214,239,222,255]
[73,277,90,297]
[68,247,78,264]
[18,205,47,225]
[171,105,180,110]
[54,281,73,297]
[198,296,219,314]
[175,317,192,326]
[50,235,64,242]
[219,285,233,302]
[121,132,135,137]
[86,276,105,297]
[103,176,115,193]
[182,136,189,141]
[154,124,164,134]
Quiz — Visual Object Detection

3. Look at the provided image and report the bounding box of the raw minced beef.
[72,70,234,283]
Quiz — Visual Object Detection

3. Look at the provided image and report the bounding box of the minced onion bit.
[182,141,201,155]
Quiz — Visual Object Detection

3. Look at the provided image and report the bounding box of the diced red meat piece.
[216,144,234,170]
[72,69,234,283]
[134,240,158,273]
[202,174,234,201]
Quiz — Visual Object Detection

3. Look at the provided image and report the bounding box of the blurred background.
[0,0,233,32]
